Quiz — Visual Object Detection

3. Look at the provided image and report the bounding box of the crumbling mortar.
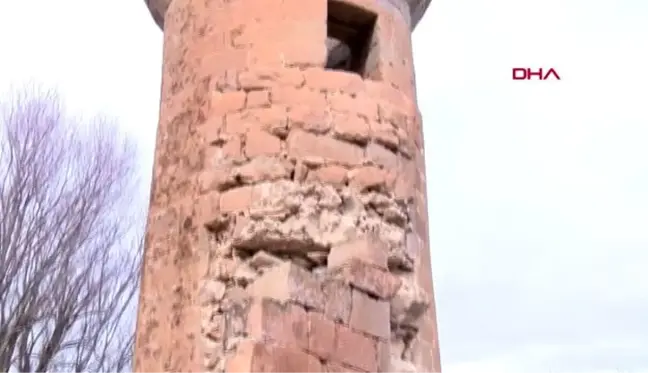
[197,175,423,371]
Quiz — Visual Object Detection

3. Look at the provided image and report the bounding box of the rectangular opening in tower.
[326,0,377,76]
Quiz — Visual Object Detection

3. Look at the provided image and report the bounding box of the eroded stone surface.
[349,290,391,339]
[391,275,430,329]
[328,234,389,270]
[247,262,327,311]
[330,258,402,300]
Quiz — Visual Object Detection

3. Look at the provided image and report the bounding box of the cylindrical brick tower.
[134,0,439,371]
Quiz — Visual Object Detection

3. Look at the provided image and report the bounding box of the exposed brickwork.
[134,0,440,371]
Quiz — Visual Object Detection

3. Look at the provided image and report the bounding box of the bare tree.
[0,85,142,372]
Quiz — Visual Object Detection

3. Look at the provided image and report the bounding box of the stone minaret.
[134,0,440,371]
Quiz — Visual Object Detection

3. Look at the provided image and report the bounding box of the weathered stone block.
[328,93,378,122]
[348,166,388,192]
[219,186,254,213]
[370,120,400,151]
[233,263,257,287]
[234,156,291,184]
[248,262,326,311]
[332,113,370,145]
[328,235,389,270]
[333,324,378,372]
[211,91,246,116]
[366,141,402,170]
[225,340,255,372]
[307,165,348,187]
[220,286,252,312]
[246,250,284,273]
[330,258,401,300]
[289,105,331,134]
[272,87,327,110]
[246,90,271,108]
[287,129,364,166]
[376,339,390,373]
[195,191,222,228]
[223,292,252,342]
[225,339,322,372]
[390,277,430,328]
[238,67,304,91]
[246,298,308,348]
[244,129,282,157]
[199,279,227,306]
[349,290,390,340]
[321,279,352,324]
[307,311,336,359]
[302,67,363,94]
[202,311,224,343]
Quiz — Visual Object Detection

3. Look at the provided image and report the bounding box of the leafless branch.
[0,84,143,373]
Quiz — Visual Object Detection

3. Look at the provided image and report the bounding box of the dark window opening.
[326,0,377,76]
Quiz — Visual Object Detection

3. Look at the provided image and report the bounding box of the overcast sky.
[1,0,647,372]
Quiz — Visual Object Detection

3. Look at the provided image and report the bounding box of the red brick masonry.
[134,0,440,371]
